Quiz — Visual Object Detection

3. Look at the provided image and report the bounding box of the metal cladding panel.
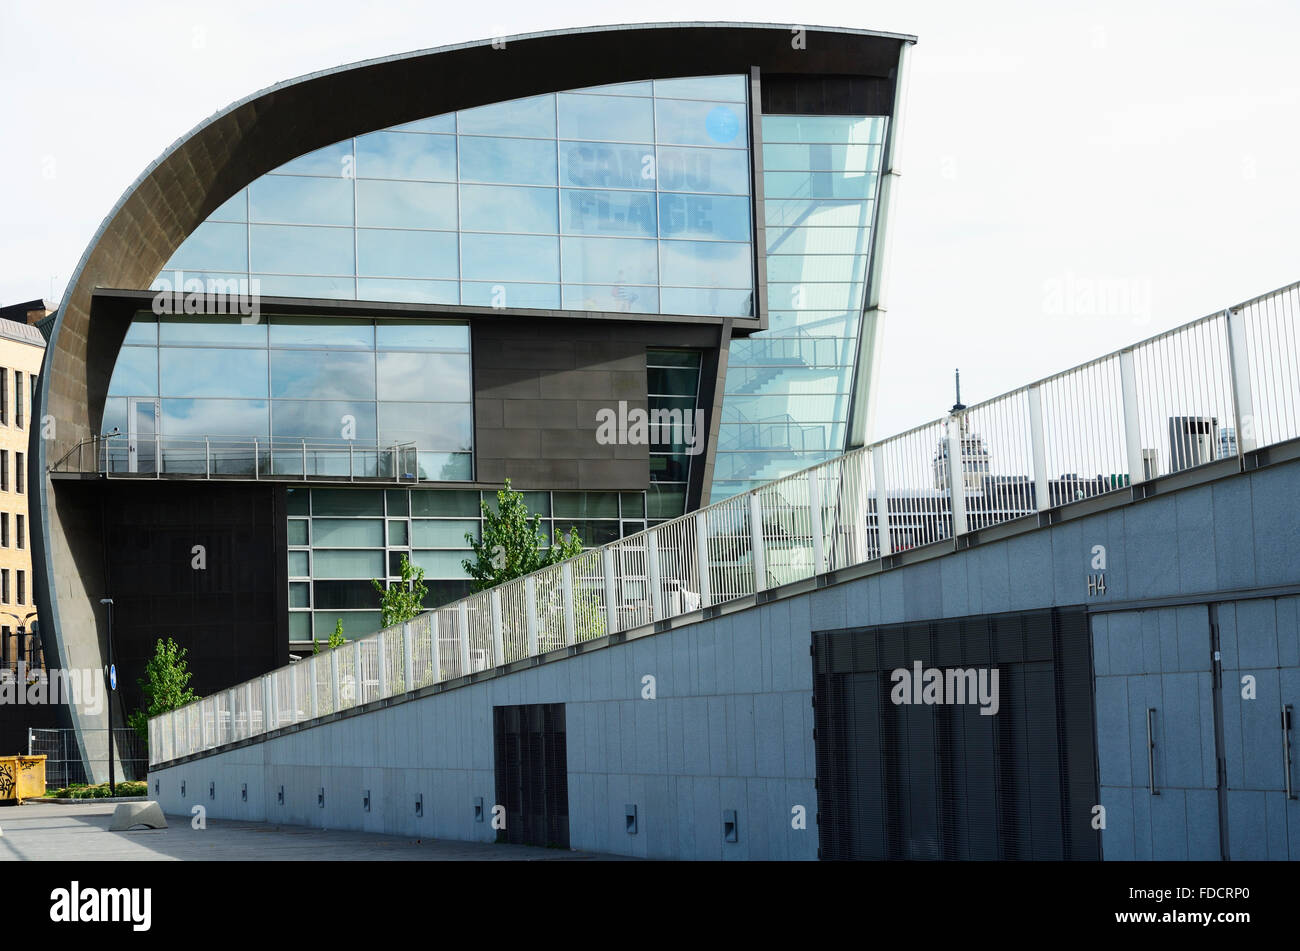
[812,606,1100,860]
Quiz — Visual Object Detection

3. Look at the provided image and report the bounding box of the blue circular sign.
[109,665,117,691]
[706,105,741,144]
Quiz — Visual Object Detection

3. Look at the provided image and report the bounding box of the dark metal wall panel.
[99,480,287,713]
[813,606,1100,860]
[472,317,723,505]
[493,702,569,848]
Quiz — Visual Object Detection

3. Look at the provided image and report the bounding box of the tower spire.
[951,368,965,413]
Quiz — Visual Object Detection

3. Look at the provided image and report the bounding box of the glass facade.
[154,77,755,319]
[287,486,652,642]
[104,312,474,480]
[711,115,887,500]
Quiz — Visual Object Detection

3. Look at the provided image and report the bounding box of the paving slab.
[0,802,631,861]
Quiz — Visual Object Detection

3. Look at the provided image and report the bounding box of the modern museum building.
[31,23,912,774]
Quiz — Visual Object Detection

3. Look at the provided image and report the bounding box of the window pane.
[313,581,380,611]
[271,350,375,400]
[256,275,356,299]
[289,612,311,638]
[459,185,557,234]
[410,519,478,547]
[376,352,471,401]
[313,610,381,636]
[765,171,878,200]
[378,402,473,451]
[460,233,558,283]
[562,285,659,314]
[561,189,656,237]
[460,282,559,309]
[288,551,309,576]
[356,180,457,230]
[357,279,459,305]
[392,114,455,134]
[646,350,701,368]
[553,491,619,518]
[289,581,311,608]
[658,193,750,241]
[557,93,654,143]
[375,320,469,351]
[559,142,656,190]
[107,347,157,397]
[286,488,310,515]
[659,287,752,317]
[660,240,752,287]
[123,314,157,345]
[165,221,248,272]
[270,141,352,176]
[355,228,458,280]
[767,282,864,311]
[765,254,868,284]
[355,131,456,181]
[761,115,885,144]
[653,75,746,102]
[269,317,374,349]
[647,367,699,395]
[158,316,268,347]
[656,146,750,194]
[251,176,354,226]
[457,94,555,138]
[160,399,269,436]
[766,227,873,255]
[387,520,408,546]
[209,190,247,222]
[765,199,873,229]
[408,549,473,578]
[654,99,747,148]
[410,490,479,517]
[560,236,657,285]
[271,401,377,441]
[251,225,354,275]
[311,488,384,516]
[425,446,480,479]
[160,348,268,398]
[458,136,557,185]
[312,518,384,546]
[313,549,385,579]
[763,143,882,172]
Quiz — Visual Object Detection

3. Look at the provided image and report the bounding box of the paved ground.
[0,802,628,861]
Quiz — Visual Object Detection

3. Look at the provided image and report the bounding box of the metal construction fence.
[29,728,149,787]
[150,280,1300,766]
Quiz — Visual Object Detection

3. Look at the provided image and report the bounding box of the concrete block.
[109,801,168,831]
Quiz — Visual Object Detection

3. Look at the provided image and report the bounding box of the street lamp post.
[99,598,115,796]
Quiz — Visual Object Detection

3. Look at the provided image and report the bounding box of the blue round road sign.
[110,665,117,691]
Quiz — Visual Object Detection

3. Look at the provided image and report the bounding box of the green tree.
[127,637,200,743]
[371,554,429,627]
[462,479,583,592]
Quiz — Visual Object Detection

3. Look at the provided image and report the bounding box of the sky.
[2,0,1297,440]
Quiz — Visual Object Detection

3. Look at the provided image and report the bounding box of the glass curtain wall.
[646,349,703,521]
[288,486,649,642]
[104,312,474,480]
[712,115,888,500]
[155,76,755,319]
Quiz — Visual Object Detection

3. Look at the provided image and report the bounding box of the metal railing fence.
[150,280,1300,766]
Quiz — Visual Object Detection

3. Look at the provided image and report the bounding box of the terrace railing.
[149,279,1300,765]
